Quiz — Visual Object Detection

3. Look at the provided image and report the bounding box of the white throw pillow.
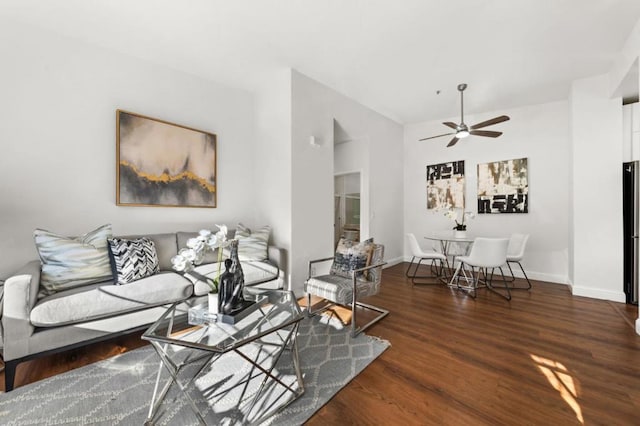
[234,223,270,261]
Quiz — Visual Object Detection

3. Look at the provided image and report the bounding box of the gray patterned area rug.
[0,315,389,425]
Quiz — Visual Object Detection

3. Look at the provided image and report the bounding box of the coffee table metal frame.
[142,289,305,425]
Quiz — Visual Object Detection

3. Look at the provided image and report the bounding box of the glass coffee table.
[142,288,305,425]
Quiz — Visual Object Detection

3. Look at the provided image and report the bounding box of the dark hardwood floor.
[2,263,639,425]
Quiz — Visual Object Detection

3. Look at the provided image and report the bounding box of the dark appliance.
[623,161,639,304]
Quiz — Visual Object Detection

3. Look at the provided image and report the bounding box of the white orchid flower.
[215,224,228,239]
[186,237,204,251]
[171,225,230,279]
[179,248,197,263]
[171,254,188,272]
[206,234,220,249]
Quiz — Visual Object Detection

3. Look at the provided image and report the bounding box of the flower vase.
[208,292,219,314]
[454,230,467,238]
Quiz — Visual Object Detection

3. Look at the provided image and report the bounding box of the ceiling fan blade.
[419,132,455,141]
[443,121,458,130]
[470,130,503,138]
[446,137,459,147]
[470,115,510,130]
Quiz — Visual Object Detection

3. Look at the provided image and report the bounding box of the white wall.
[290,70,404,294]
[570,74,624,302]
[0,20,257,278]
[622,103,640,161]
[404,100,571,283]
[253,69,293,284]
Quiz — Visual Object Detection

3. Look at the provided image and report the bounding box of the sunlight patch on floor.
[530,354,583,424]
[318,309,346,330]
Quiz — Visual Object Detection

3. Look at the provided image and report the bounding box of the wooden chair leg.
[4,359,18,392]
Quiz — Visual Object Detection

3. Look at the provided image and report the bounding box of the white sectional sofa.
[0,230,285,391]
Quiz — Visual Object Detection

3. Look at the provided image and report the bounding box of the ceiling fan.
[419,83,510,147]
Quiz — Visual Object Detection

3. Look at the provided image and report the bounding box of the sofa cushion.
[234,223,270,261]
[191,260,279,296]
[330,237,374,278]
[34,224,114,297]
[30,272,193,327]
[119,233,177,271]
[305,274,377,305]
[108,237,160,284]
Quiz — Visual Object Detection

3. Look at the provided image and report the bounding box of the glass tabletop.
[424,230,476,243]
[142,288,303,353]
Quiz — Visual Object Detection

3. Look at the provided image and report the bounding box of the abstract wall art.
[116,110,217,208]
[477,157,528,214]
[426,160,465,210]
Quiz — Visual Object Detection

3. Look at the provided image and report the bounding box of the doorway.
[334,172,361,247]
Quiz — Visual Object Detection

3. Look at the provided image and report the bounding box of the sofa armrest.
[2,260,40,359]
[268,246,287,272]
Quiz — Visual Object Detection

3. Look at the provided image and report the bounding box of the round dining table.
[424,231,477,286]
[424,230,476,256]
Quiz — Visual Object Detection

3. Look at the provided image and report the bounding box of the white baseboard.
[384,256,405,268]
[524,271,568,285]
[636,318,640,336]
[571,286,626,303]
[399,256,568,285]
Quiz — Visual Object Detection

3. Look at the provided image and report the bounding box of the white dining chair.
[506,233,532,289]
[405,233,449,284]
[450,237,511,300]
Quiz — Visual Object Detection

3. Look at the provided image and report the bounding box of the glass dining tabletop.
[424,230,477,243]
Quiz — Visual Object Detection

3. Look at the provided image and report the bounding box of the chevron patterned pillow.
[107,237,160,284]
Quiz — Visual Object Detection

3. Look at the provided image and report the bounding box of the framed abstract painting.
[116,110,217,208]
[426,160,465,210]
[477,157,528,213]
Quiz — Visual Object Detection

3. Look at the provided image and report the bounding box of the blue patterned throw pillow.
[330,237,374,279]
[108,237,159,284]
[35,224,114,296]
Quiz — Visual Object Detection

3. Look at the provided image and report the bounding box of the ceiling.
[3,0,640,124]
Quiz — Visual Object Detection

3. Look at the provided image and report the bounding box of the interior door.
[334,195,342,248]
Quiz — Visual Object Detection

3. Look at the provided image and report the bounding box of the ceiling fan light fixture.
[418,83,510,147]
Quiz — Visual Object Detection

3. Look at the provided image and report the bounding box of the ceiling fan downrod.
[457,83,469,138]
